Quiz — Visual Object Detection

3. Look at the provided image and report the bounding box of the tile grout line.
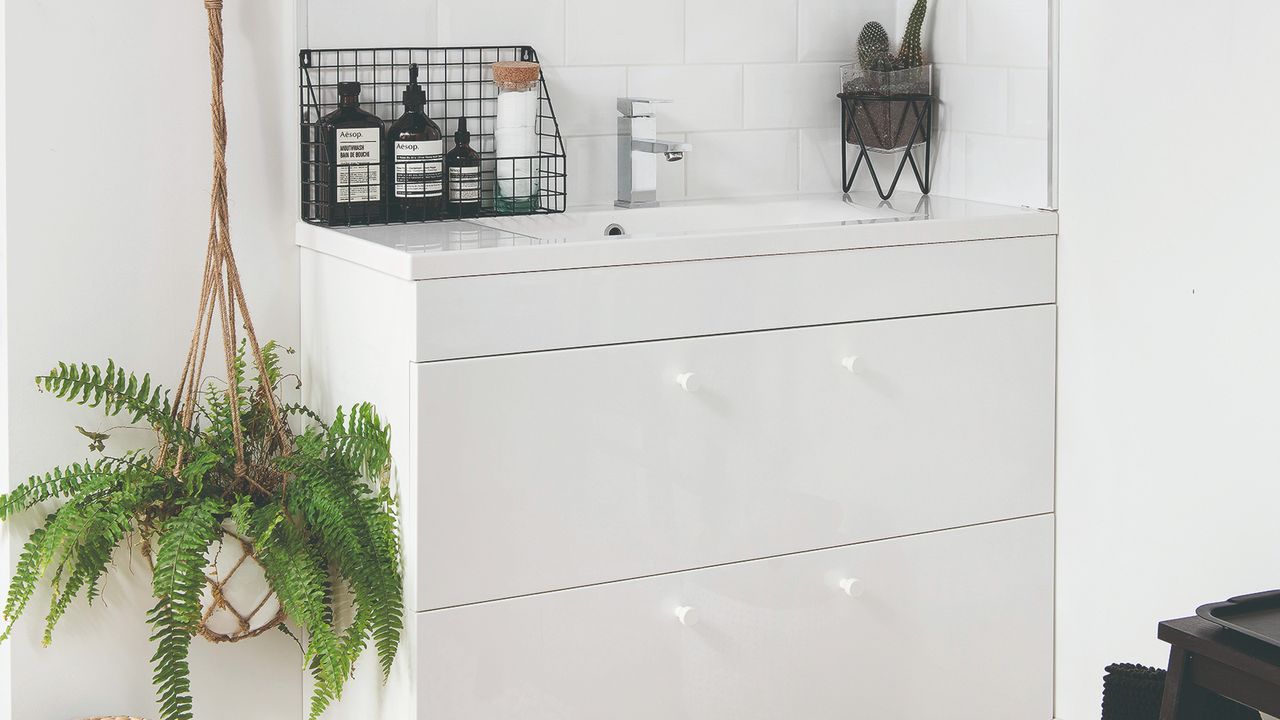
[794,0,801,64]
[680,0,687,64]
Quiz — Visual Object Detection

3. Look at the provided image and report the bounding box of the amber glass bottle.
[445,118,482,219]
[385,64,444,221]
[318,81,383,225]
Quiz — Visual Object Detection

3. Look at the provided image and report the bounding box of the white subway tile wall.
[798,0,898,62]
[744,64,843,130]
[541,66,628,136]
[438,0,567,66]
[685,0,799,63]
[938,65,1009,135]
[1007,68,1050,140]
[565,0,686,65]
[307,0,440,47]
[686,130,800,199]
[304,0,1051,208]
[627,65,745,133]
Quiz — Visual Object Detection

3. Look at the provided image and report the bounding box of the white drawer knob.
[841,356,860,372]
[675,372,699,393]
[839,578,865,598]
[675,605,700,627]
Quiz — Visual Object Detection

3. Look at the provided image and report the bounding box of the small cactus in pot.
[841,0,933,152]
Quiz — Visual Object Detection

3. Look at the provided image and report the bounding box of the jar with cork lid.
[492,60,541,213]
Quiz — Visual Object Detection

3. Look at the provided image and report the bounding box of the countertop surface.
[296,192,1057,281]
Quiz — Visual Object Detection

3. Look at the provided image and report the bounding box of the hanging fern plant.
[0,341,403,720]
[0,3,401,719]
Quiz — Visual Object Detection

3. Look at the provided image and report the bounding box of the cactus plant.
[844,8,935,153]
[857,21,894,73]
[897,0,929,68]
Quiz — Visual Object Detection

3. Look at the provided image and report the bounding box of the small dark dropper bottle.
[446,118,482,218]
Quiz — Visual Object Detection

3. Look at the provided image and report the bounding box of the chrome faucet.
[617,97,692,208]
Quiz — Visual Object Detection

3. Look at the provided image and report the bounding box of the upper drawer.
[415,305,1055,610]
[413,235,1055,361]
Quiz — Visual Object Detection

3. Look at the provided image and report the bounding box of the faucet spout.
[631,138,693,156]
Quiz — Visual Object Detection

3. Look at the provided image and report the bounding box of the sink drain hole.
[605,223,626,236]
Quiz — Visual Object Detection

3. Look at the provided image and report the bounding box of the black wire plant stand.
[299,45,568,227]
[837,64,934,201]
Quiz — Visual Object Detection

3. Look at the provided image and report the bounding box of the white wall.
[1058,1,1280,718]
[0,0,9,714]
[306,0,1052,208]
[3,2,300,719]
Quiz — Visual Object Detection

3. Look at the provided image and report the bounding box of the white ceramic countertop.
[295,192,1057,281]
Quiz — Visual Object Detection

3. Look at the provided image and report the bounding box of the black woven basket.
[1101,663,1259,720]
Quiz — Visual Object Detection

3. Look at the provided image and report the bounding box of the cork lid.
[492,61,541,90]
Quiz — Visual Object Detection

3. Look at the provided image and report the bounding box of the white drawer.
[415,305,1055,610]
[418,514,1054,720]
[413,235,1056,360]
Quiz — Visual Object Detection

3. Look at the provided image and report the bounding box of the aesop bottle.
[445,117,481,218]
[318,81,383,225]
[386,64,444,221]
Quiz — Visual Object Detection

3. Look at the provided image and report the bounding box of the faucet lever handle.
[617,97,673,117]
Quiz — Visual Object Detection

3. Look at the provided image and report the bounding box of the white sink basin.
[471,196,920,242]
[297,193,1057,280]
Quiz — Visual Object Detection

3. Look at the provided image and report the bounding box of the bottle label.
[395,139,444,198]
[448,166,481,203]
[336,128,381,203]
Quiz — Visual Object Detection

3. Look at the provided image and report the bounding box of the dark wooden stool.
[1159,616,1280,718]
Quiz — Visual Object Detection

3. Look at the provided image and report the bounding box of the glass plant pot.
[839,63,933,153]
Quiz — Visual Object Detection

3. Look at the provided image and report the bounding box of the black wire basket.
[299,45,568,227]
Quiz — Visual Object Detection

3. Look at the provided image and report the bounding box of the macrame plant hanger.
[159,0,290,643]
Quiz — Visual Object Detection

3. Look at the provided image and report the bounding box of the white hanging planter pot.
[147,521,284,644]
[197,522,284,642]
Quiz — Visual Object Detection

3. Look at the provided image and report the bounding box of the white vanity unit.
[297,193,1058,720]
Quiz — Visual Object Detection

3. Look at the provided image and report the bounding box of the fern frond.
[147,498,223,720]
[36,362,189,445]
[177,450,222,498]
[42,487,137,644]
[256,340,286,389]
[282,454,373,664]
[300,402,401,677]
[228,494,255,538]
[1,525,51,643]
[365,485,402,676]
[0,451,148,520]
[201,376,243,461]
[282,443,402,681]
[329,403,392,482]
[257,514,345,720]
[282,403,328,432]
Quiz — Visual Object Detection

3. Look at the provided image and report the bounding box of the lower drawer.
[418,514,1054,719]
